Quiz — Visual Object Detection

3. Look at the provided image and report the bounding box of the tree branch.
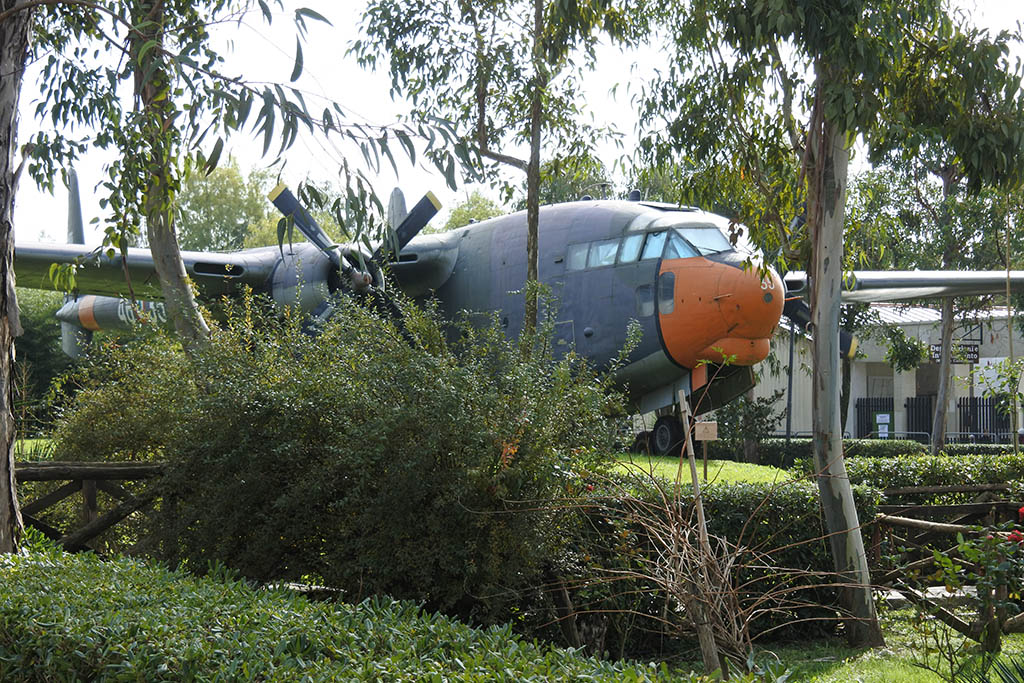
[0,0,130,31]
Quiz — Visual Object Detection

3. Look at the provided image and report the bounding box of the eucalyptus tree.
[353,0,642,335]
[0,0,32,553]
[0,0,467,553]
[176,161,269,252]
[23,2,468,342]
[866,24,1024,454]
[440,190,503,232]
[638,0,1024,647]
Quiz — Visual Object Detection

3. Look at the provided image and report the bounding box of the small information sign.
[693,421,718,441]
[873,411,893,439]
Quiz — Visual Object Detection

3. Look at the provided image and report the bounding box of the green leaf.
[204,138,224,176]
[290,37,303,82]
[257,0,272,23]
[136,39,159,67]
[443,154,457,191]
[295,7,331,26]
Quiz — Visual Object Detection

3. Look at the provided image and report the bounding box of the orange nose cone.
[657,258,784,368]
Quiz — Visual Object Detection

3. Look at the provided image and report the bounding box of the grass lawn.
[612,452,791,485]
[13,438,53,459]
[766,607,1024,682]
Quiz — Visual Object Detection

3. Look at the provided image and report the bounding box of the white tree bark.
[808,109,884,647]
[0,0,31,553]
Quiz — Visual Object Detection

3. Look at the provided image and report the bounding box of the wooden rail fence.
[14,461,164,552]
[872,482,1024,649]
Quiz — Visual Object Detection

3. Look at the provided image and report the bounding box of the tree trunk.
[808,106,884,647]
[522,0,544,338]
[840,354,852,435]
[0,0,31,553]
[931,174,957,455]
[131,0,210,350]
[931,298,954,454]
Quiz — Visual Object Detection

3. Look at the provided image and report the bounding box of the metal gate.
[905,396,935,443]
[956,397,1011,443]
[855,397,894,438]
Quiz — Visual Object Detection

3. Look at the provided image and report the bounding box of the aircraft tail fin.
[66,168,85,245]
[62,167,92,358]
[387,187,408,233]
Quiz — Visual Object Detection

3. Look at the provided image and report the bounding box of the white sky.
[12,0,1024,245]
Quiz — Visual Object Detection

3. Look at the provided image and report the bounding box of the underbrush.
[44,293,630,631]
[0,541,707,682]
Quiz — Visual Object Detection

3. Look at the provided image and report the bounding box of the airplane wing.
[783,270,1024,303]
[15,242,279,300]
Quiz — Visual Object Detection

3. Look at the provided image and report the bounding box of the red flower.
[1009,530,1024,545]
[1018,506,1024,523]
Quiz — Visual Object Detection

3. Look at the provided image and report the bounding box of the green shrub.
[0,548,699,682]
[51,294,628,627]
[842,439,927,459]
[939,443,1017,457]
[706,437,813,467]
[708,438,925,468]
[51,331,190,462]
[15,289,74,436]
[793,453,1024,504]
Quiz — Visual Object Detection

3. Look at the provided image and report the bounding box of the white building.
[757,305,1024,442]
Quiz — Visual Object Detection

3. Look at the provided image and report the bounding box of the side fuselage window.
[588,238,619,268]
[658,271,675,314]
[635,285,654,317]
[567,243,588,271]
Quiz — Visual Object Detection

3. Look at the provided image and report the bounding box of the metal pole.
[786,324,795,444]
[1008,209,1019,455]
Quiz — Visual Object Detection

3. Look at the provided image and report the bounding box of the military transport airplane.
[15,173,1024,456]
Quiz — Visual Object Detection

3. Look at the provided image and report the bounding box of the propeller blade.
[268,183,375,290]
[268,182,340,268]
[782,297,857,360]
[373,192,441,263]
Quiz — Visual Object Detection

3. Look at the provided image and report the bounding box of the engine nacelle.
[268,242,379,315]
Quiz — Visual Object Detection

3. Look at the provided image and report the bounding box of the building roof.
[870,304,1014,326]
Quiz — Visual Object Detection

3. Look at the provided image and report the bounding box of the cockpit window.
[664,231,699,259]
[640,231,667,260]
[676,226,732,255]
[588,238,619,267]
[619,233,644,263]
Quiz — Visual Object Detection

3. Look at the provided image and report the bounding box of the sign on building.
[929,343,979,364]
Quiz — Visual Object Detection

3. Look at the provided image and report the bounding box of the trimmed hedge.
[792,453,1024,505]
[939,443,1017,457]
[707,438,926,467]
[0,546,705,682]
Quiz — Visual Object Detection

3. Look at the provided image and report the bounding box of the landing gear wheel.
[652,416,684,457]
[630,431,652,455]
